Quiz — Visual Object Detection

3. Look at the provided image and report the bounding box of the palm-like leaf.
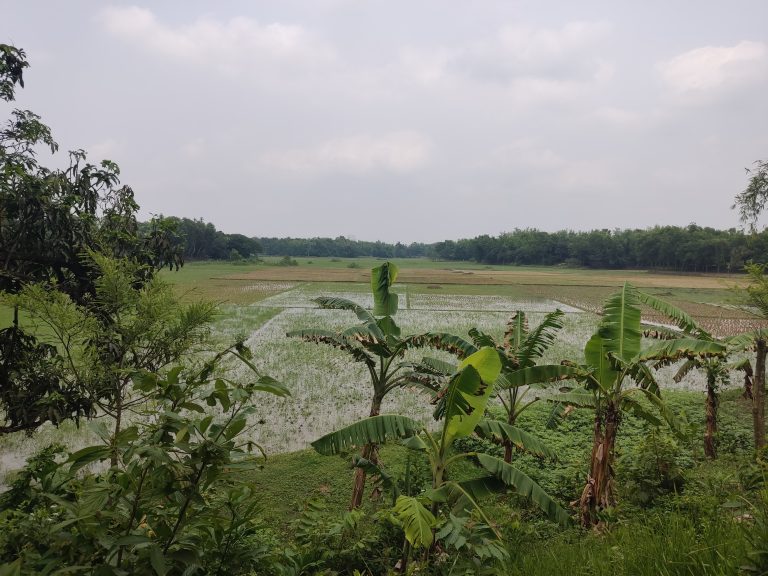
[548,390,597,408]
[371,262,399,317]
[633,388,688,439]
[419,356,457,376]
[622,359,660,395]
[476,453,570,525]
[443,348,502,445]
[583,333,614,390]
[468,327,498,350]
[504,312,528,355]
[517,309,565,367]
[634,338,726,363]
[621,396,662,427]
[311,415,422,456]
[393,495,435,548]
[635,291,709,338]
[726,330,768,351]
[496,364,582,389]
[599,283,642,362]
[313,296,378,326]
[475,419,558,460]
[286,329,376,369]
[672,358,697,383]
[402,332,478,359]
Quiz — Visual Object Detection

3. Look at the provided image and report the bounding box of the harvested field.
[217,266,746,289]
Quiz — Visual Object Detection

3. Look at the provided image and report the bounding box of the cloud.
[658,41,767,95]
[98,6,335,73]
[258,132,431,175]
[181,137,205,159]
[487,139,614,191]
[87,138,120,160]
[448,21,612,85]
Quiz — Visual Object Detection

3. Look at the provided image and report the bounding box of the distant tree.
[734,159,768,232]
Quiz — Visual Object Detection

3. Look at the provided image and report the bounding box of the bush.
[618,429,688,507]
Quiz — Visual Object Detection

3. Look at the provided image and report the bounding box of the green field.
[3,259,766,574]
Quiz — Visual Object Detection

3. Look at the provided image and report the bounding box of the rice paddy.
[1,260,765,483]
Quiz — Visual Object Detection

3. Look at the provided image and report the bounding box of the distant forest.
[157,218,768,272]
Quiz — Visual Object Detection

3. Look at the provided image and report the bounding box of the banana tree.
[288,262,437,509]
[311,347,569,570]
[645,325,742,460]
[407,310,579,463]
[726,263,768,451]
[725,329,768,452]
[557,283,726,527]
[672,356,730,458]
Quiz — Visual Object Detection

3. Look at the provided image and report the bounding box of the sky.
[1,1,767,243]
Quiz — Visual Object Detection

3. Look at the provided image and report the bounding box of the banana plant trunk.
[580,402,619,527]
[349,394,383,509]
[704,375,718,459]
[504,408,517,463]
[754,339,767,453]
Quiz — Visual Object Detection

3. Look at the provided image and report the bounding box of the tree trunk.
[503,408,517,463]
[349,394,382,509]
[754,339,767,453]
[704,379,718,459]
[580,403,619,527]
[111,390,123,467]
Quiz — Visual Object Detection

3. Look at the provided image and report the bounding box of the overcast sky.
[2,1,767,242]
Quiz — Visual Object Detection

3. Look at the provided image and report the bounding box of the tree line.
[254,226,768,272]
[428,225,768,271]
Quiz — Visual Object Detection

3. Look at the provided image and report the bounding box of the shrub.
[618,429,688,507]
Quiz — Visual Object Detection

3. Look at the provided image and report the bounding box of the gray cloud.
[1,1,766,242]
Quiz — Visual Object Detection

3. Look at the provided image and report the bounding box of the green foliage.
[278,255,298,266]
[0,44,189,437]
[4,255,216,448]
[289,261,446,508]
[743,488,768,575]
[734,159,768,232]
[0,341,288,575]
[0,44,28,102]
[393,495,436,548]
[510,511,747,576]
[553,282,725,524]
[270,497,400,575]
[311,348,567,571]
[0,324,92,434]
[618,429,688,506]
[312,415,423,456]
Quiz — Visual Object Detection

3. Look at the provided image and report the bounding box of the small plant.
[278,255,298,266]
[619,428,686,506]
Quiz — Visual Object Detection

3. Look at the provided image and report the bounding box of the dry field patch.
[219,266,746,290]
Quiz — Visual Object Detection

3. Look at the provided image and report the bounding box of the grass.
[247,387,759,574]
[3,259,766,572]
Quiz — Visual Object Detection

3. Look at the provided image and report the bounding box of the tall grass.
[510,512,747,576]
